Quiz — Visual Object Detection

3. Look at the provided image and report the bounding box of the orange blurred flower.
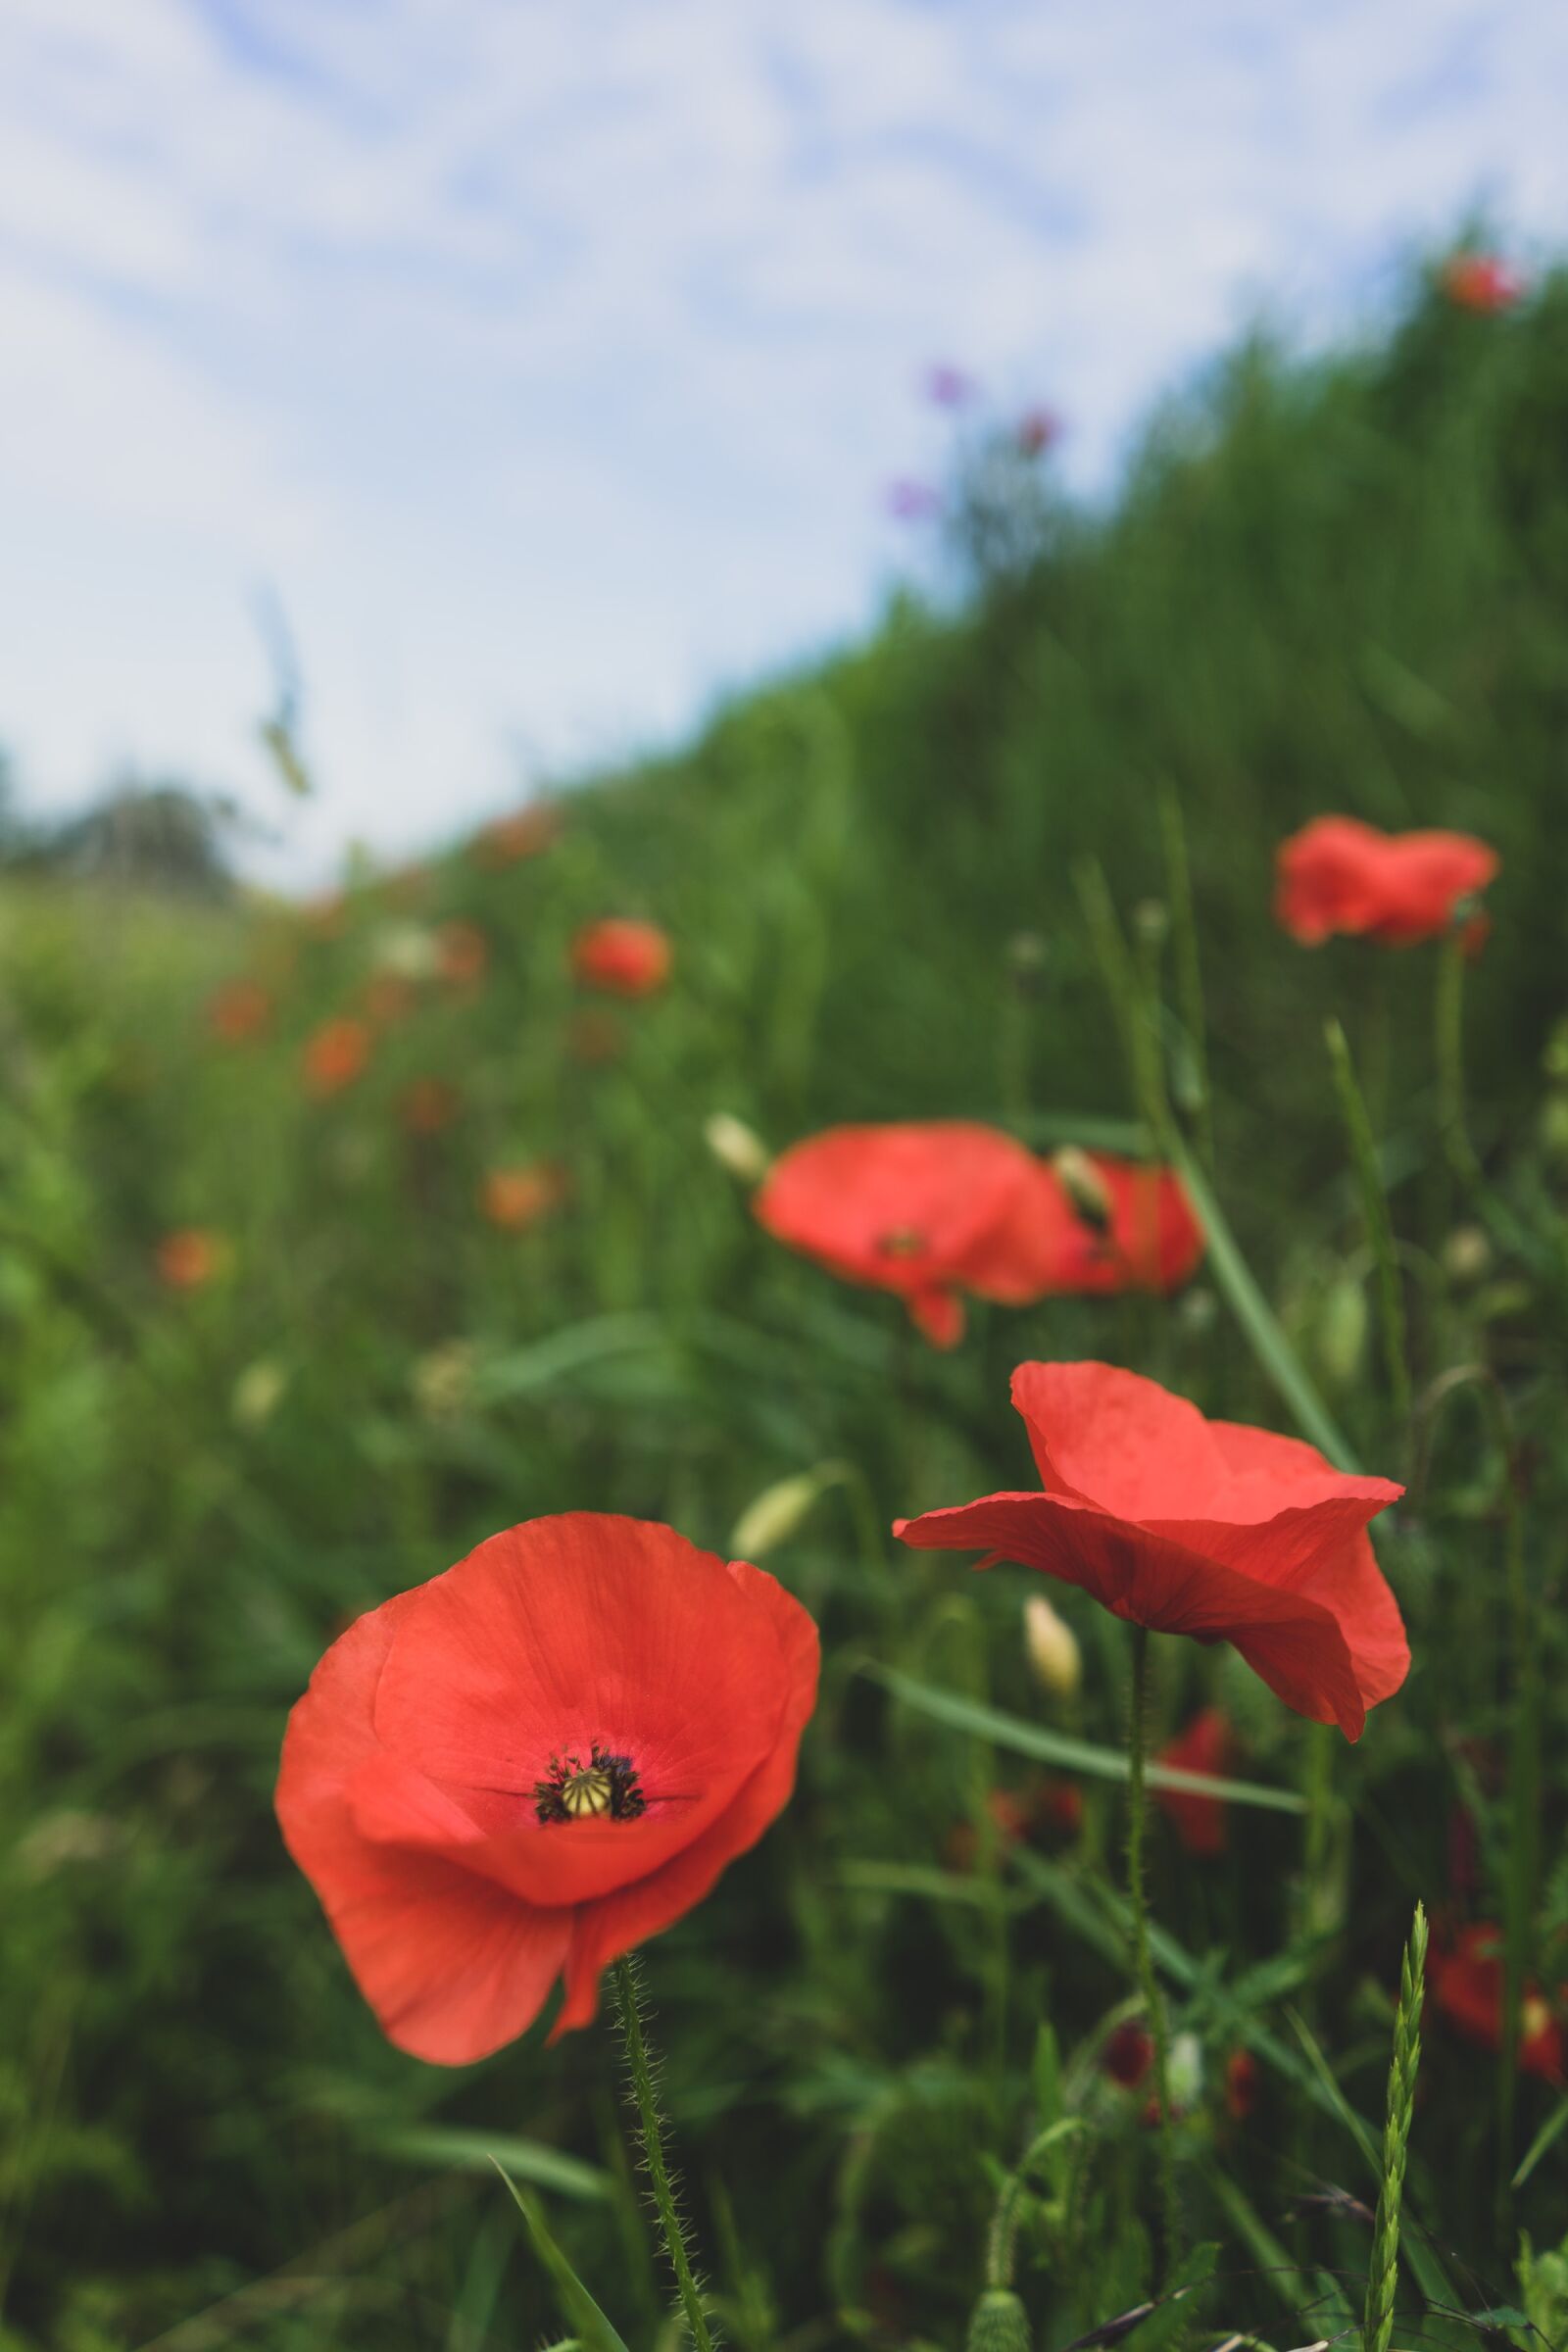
[398,1077,461,1136]
[481,1163,564,1231]
[208,978,271,1044]
[570,917,671,997]
[303,1016,372,1098]
[472,804,560,867]
[156,1228,223,1289]
[436,919,490,987]
[1443,253,1524,314]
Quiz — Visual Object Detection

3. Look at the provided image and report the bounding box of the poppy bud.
[1132,899,1169,949]
[1442,1225,1492,1286]
[1023,1593,1082,1700]
[965,2289,1033,2352]
[410,1340,477,1423]
[728,1462,843,1560]
[232,1357,288,1428]
[1051,1145,1113,1234]
[704,1111,771,1186]
[371,922,442,981]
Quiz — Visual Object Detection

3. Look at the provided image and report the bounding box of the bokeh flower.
[481,1163,563,1231]
[398,1076,461,1136]
[1429,1924,1564,2082]
[1275,816,1498,947]
[570,918,672,998]
[1443,254,1524,314]
[207,978,271,1044]
[472,804,560,867]
[1017,407,1061,457]
[1039,1151,1204,1294]
[304,1016,373,1097]
[155,1228,223,1290]
[275,1513,819,2061]
[898,1361,1408,1740]
[886,478,941,522]
[1155,1706,1235,1856]
[435,919,489,987]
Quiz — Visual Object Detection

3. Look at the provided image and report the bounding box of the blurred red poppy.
[481,1163,563,1231]
[1038,1151,1203,1295]
[303,1016,372,1098]
[208,978,271,1044]
[897,1361,1408,1739]
[1224,2047,1259,2121]
[1429,1924,1564,2083]
[755,1122,1059,1348]
[155,1228,222,1290]
[1443,254,1524,314]
[1103,2021,1153,2088]
[1017,407,1062,457]
[436,919,490,987]
[1155,1707,1235,1856]
[398,1077,461,1136]
[1275,816,1497,947]
[275,1513,819,2062]
[473,806,560,868]
[570,918,672,998]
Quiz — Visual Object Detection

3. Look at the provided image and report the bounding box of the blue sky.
[2,0,1565,885]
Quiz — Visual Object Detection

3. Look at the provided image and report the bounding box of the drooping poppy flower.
[303,1016,372,1098]
[1037,1150,1204,1295]
[1275,816,1498,948]
[1443,254,1524,314]
[569,918,672,999]
[155,1228,223,1290]
[1155,1707,1235,1856]
[275,1513,819,2063]
[473,805,560,868]
[398,1077,461,1137]
[208,978,271,1044]
[754,1122,1058,1348]
[436,919,490,988]
[897,1361,1408,1740]
[1429,1924,1564,2083]
[481,1163,563,1232]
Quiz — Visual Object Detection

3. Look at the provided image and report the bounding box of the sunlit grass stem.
[1362,1902,1428,2352]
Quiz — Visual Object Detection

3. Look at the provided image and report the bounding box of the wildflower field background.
[4,264,1568,2350]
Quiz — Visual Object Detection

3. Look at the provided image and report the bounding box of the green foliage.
[3,256,1568,2348]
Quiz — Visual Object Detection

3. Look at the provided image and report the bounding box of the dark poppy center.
[532,1743,647,1825]
[876,1226,927,1258]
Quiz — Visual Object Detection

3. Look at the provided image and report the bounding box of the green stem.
[610,1956,715,2352]
[1363,1904,1428,2352]
[1157,780,1215,1174]
[1125,1625,1183,2278]
[1435,934,1482,1196]
[1325,1018,1412,1447]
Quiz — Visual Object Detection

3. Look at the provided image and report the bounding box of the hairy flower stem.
[1363,1902,1428,2352]
[610,1955,715,2352]
[1125,1624,1183,2280]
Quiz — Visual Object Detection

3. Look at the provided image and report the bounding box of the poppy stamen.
[876,1226,927,1258]
[533,1742,647,1825]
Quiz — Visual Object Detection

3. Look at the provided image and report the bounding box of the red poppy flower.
[1155,1707,1235,1856]
[1038,1151,1203,1295]
[481,1163,564,1231]
[1103,2021,1153,2089]
[472,805,560,868]
[155,1228,222,1290]
[1443,254,1524,314]
[1275,816,1498,948]
[754,1122,1059,1348]
[1429,1925,1564,2083]
[436,919,489,987]
[208,978,271,1044]
[399,1077,461,1136]
[1223,2048,1259,2121]
[303,1016,373,1098]
[896,1361,1408,1740]
[570,918,671,998]
[1017,407,1062,458]
[275,1514,818,2064]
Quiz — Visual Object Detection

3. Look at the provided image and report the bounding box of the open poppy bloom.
[276,1514,818,2064]
[1429,1924,1564,2083]
[1155,1707,1235,1855]
[755,1122,1059,1348]
[1443,254,1524,314]
[303,1016,373,1098]
[1038,1151,1203,1295]
[1275,816,1498,947]
[897,1361,1408,1740]
[570,918,671,998]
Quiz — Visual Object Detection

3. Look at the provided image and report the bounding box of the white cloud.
[1,0,1565,883]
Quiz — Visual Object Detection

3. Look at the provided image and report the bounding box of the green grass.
[3,254,1568,2349]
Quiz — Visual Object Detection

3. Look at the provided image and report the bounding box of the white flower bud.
[1024,1593,1082,1700]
